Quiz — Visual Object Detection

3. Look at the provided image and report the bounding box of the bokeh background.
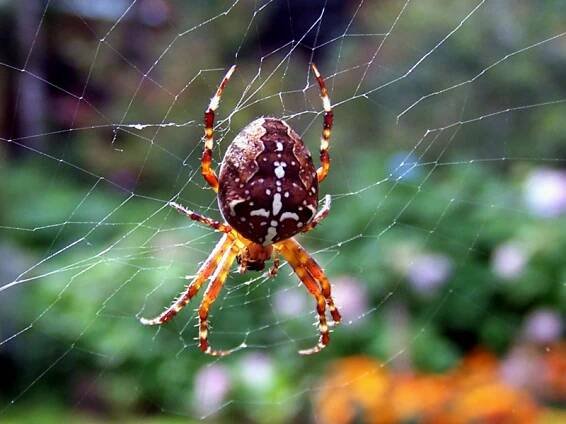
[1,0,565,422]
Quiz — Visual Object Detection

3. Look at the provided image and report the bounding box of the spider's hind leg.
[202,65,237,192]
[311,64,333,183]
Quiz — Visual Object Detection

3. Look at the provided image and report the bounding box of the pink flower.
[331,276,369,326]
[273,287,307,318]
[193,364,231,417]
[491,242,528,280]
[523,168,566,218]
[407,254,452,296]
[500,346,543,391]
[522,308,563,345]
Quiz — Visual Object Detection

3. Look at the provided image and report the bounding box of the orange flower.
[438,381,539,424]
[315,349,542,424]
[314,356,392,424]
[541,342,566,402]
[453,348,499,386]
[389,374,452,422]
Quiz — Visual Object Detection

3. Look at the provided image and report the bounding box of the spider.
[140,64,341,356]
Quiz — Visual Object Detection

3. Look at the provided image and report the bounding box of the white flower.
[491,242,528,280]
[523,168,566,218]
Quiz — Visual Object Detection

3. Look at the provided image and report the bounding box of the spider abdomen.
[218,117,318,245]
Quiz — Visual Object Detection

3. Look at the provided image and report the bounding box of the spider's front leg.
[268,252,280,278]
[237,254,249,274]
[140,233,233,326]
[300,247,342,326]
[277,238,341,355]
[198,240,240,356]
[282,237,341,325]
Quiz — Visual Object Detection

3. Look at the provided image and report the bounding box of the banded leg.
[198,240,239,356]
[311,64,334,183]
[169,201,232,233]
[280,238,341,325]
[278,239,335,355]
[140,234,233,326]
[301,194,331,233]
[202,65,237,192]
[268,252,280,278]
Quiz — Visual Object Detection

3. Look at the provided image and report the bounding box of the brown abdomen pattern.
[218,118,319,245]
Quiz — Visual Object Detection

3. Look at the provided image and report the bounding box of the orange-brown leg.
[311,64,333,183]
[268,251,280,278]
[278,238,340,354]
[169,201,232,233]
[301,251,341,326]
[301,194,331,233]
[198,240,239,356]
[202,65,236,192]
[281,237,341,326]
[139,233,233,326]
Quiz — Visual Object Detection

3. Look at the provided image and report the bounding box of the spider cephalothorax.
[236,242,273,272]
[140,64,340,356]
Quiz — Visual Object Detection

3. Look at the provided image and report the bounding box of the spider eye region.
[218,118,319,245]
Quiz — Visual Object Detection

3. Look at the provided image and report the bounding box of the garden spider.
[140,64,341,356]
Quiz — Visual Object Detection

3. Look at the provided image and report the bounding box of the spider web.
[1,0,565,420]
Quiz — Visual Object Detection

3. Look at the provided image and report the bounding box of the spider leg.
[311,64,333,183]
[278,238,341,355]
[169,201,232,233]
[202,65,237,192]
[139,233,233,326]
[301,194,331,233]
[198,239,240,356]
[280,237,341,326]
[268,251,280,278]
[237,255,248,274]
